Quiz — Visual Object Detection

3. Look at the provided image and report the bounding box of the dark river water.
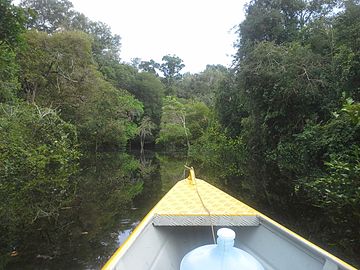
[3,151,193,269]
[2,150,359,269]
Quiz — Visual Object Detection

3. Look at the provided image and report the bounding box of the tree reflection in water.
[3,152,154,269]
[2,151,359,269]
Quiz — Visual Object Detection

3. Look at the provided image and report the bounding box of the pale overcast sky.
[70,0,247,73]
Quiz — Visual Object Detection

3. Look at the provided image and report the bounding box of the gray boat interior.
[112,216,350,270]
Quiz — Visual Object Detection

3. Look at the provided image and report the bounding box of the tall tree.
[128,72,164,126]
[0,0,26,46]
[18,30,93,106]
[0,44,19,103]
[333,0,360,100]
[20,0,121,65]
[138,116,156,153]
[21,0,74,33]
[0,0,26,103]
[157,97,210,152]
[139,59,160,75]
[176,65,229,106]
[235,0,339,60]
[18,30,142,149]
[84,20,121,66]
[159,54,185,95]
[156,96,189,150]
[215,0,353,207]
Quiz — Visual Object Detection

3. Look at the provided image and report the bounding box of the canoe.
[102,168,356,270]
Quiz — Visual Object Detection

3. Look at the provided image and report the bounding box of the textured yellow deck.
[154,178,258,216]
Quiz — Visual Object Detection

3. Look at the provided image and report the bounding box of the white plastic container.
[180,228,265,270]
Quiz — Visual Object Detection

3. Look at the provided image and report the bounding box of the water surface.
[2,150,359,269]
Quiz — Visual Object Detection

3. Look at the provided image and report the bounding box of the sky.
[70,0,248,73]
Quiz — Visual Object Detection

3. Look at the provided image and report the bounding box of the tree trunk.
[140,135,145,154]
[181,114,191,155]
[28,86,36,104]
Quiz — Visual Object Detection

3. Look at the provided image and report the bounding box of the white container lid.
[217,228,236,241]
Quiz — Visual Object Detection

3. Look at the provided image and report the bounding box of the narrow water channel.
[2,150,359,269]
[3,151,191,269]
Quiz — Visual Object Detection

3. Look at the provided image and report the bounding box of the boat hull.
[103,215,356,270]
[102,173,356,270]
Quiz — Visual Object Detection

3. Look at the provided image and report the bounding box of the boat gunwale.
[257,215,357,270]
[154,213,258,216]
[102,178,357,270]
[101,180,177,270]
[102,210,155,270]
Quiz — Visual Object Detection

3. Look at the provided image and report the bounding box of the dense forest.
[0,0,359,268]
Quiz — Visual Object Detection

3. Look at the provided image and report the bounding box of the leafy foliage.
[128,72,164,126]
[18,30,93,106]
[211,0,360,261]
[20,0,121,65]
[236,0,339,59]
[1,0,359,266]
[215,0,360,204]
[333,1,360,100]
[190,120,245,179]
[139,59,160,75]
[0,0,26,46]
[156,96,189,149]
[176,65,229,106]
[78,86,143,151]
[18,30,143,149]
[21,0,75,33]
[0,0,25,103]
[138,116,156,152]
[159,55,185,95]
[0,103,79,247]
[239,42,332,141]
[275,99,360,209]
[0,44,19,103]
[156,96,210,150]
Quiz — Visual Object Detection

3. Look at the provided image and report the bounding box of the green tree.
[211,0,360,263]
[157,97,210,152]
[0,0,26,103]
[78,86,143,151]
[129,72,164,126]
[18,30,142,149]
[138,116,156,153]
[216,0,355,206]
[275,98,359,202]
[20,0,121,66]
[0,103,79,249]
[20,0,74,33]
[176,65,229,106]
[273,99,360,255]
[333,1,360,100]
[139,59,160,75]
[221,42,334,204]
[156,96,189,150]
[186,100,211,141]
[190,120,245,179]
[102,62,138,91]
[0,45,19,103]
[159,54,185,95]
[235,0,339,60]
[0,0,26,46]
[84,20,121,68]
[215,74,248,137]
[18,30,93,106]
